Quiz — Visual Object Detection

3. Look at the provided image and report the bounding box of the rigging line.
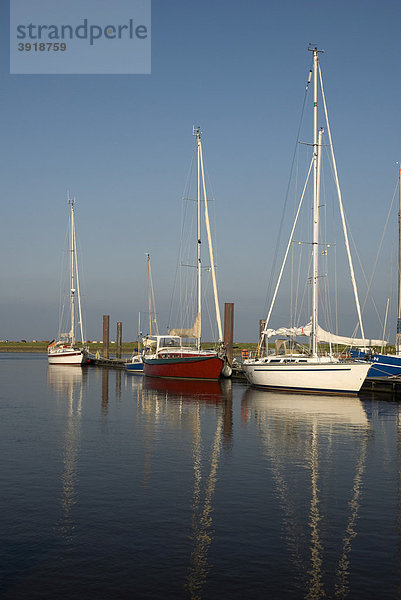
[319,63,365,339]
[148,259,160,336]
[167,144,197,329]
[290,242,294,328]
[319,163,335,336]
[72,203,85,343]
[346,204,392,338]
[356,179,398,332]
[260,156,314,352]
[199,139,223,342]
[321,140,381,339]
[263,65,312,316]
[58,224,69,339]
[294,241,304,326]
[201,151,220,270]
[321,143,338,338]
[334,244,338,336]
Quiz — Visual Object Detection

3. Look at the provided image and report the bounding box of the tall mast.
[138,312,141,354]
[68,194,76,345]
[147,253,151,337]
[310,47,323,356]
[199,136,224,342]
[73,203,85,344]
[195,127,202,351]
[397,168,401,355]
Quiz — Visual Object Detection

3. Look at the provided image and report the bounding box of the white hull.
[48,348,87,365]
[242,359,371,395]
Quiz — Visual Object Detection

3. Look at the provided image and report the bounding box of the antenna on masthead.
[308,45,324,53]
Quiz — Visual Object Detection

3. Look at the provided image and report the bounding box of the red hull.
[143,354,223,380]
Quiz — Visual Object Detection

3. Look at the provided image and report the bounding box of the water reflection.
[142,376,225,403]
[102,368,109,415]
[115,370,122,401]
[136,376,232,599]
[242,388,370,600]
[47,366,85,544]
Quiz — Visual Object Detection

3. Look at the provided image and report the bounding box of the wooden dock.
[90,356,127,369]
[361,376,401,397]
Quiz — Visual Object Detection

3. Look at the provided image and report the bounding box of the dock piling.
[116,321,122,359]
[103,315,110,359]
[224,303,234,365]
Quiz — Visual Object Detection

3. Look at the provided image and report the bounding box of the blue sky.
[1,0,400,342]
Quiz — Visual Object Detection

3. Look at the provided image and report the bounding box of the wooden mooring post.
[224,303,234,365]
[116,321,122,359]
[103,315,110,359]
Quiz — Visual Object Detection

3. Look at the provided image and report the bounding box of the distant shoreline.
[0,342,255,356]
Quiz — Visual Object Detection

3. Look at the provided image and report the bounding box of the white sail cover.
[263,322,386,347]
[169,313,201,339]
[142,337,157,348]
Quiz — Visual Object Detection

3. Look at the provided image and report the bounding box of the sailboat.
[142,128,226,380]
[350,168,401,377]
[125,312,144,374]
[243,47,384,395]
[48,196,89,366]
[126,253,156,374]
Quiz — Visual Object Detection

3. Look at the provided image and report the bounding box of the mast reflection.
[47,365,85,544]
[242,388,370,600]
[137,376,231,598]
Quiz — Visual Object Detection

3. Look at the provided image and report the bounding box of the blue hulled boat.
[350,349,401,377]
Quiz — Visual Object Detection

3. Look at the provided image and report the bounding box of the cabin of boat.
[145,335,218,359]
[245,354,338,365]
[142,335,224,380]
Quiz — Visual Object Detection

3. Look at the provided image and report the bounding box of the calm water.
[1,353,401,599]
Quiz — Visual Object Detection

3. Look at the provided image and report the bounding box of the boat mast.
[147,253,151,337]
[195,127,202,351]
[138,312,141,354]
[310,47,323,356]
[68,195,76,345]
[198,134,224,343]
[397,168,401,355]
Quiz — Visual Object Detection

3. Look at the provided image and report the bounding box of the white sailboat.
[243,47,384,394]
[48,196,89,366]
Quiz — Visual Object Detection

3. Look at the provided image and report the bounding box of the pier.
[90,356,127,369]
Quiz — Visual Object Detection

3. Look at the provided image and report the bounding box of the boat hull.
[242,361,371,395]
[48,348,89,365]
[350,350,401,377]
[143,354,223,380]
[125,363,144,374]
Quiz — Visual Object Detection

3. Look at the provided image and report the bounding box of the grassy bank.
[0,341,259,357]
